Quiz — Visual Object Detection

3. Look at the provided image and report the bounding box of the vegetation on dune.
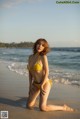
[0,42,34,48]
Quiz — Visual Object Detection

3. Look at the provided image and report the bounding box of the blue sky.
[0,0,80,47]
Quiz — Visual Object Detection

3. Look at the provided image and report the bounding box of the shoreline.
[0,62,80,119]
[0,59,80,88]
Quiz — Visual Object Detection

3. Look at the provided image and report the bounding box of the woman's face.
[36,42,45,53]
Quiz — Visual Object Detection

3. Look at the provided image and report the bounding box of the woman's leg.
[27,85,40,109]
[39,81,74,112]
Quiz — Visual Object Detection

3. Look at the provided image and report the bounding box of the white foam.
[53,78,71,85]
[71,81,80,86]
[1,59,79,87]
[8,62,28,77]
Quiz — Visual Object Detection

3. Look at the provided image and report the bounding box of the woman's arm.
[28,71,32,95]
[28,55,33,95]
[41,55,49,87]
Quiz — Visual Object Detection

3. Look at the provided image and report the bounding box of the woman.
[27,38,73,112]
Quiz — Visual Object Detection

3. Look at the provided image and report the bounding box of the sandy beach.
[0,62,80,119]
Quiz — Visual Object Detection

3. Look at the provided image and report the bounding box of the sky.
[0,0,80,47]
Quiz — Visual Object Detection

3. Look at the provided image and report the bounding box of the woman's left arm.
[41,55,49,87]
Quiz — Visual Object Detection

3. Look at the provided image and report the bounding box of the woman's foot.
[63,104,74,112]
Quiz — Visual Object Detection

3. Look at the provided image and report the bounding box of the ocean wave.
[49,67,80,87]
[52,78,80,86]
[0,48,80,87]
[8,62,28,77]
[0,60,79,87]
[52,47,80,52]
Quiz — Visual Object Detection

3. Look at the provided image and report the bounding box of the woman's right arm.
[28,55,33,95]
[28,71,32,95]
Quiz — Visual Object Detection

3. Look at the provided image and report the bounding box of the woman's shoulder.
[42,55,47,59]
[41,55,48,62]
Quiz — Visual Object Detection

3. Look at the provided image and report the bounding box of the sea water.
[0,47,80,87]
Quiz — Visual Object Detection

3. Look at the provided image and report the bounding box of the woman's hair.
[33,38,50,55]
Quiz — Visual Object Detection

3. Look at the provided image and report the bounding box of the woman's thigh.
[39,81,51,106]
[28,84,40,104]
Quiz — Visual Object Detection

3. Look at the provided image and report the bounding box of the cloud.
[0,0,44,8]
[0,0,26,8]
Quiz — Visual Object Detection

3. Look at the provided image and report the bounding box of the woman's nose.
[39,44,42,47]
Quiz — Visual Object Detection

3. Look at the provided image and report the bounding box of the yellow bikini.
[27,55,42,72]
[33,80,53,89]
[27,56,53,89]
[33,62,42,72]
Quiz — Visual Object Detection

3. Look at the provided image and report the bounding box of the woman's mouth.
[38,48,41,50]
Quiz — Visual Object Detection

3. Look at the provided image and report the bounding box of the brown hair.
[33,38,50,55]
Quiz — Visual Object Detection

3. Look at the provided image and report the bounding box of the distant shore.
[0,42,80,49]
[0,62,80,119]
[0,42,34,48]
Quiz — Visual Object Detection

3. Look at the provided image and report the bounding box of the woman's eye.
[42,44,44,46]
[38,42,44,47]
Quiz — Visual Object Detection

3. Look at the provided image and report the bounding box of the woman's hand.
[28,87,31,96]
[40,84,46,95]
[28,84,33,96]
[29,84,36,96]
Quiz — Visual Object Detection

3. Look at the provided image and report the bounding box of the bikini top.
[27,56,43,72]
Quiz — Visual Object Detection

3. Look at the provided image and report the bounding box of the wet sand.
[0,62,80,119]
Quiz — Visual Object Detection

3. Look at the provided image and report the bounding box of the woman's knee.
[26,97,35,108]
[39,105,47,111]
[27,101,34,109]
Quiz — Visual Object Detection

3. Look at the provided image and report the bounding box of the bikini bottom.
[33,79,53,89]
